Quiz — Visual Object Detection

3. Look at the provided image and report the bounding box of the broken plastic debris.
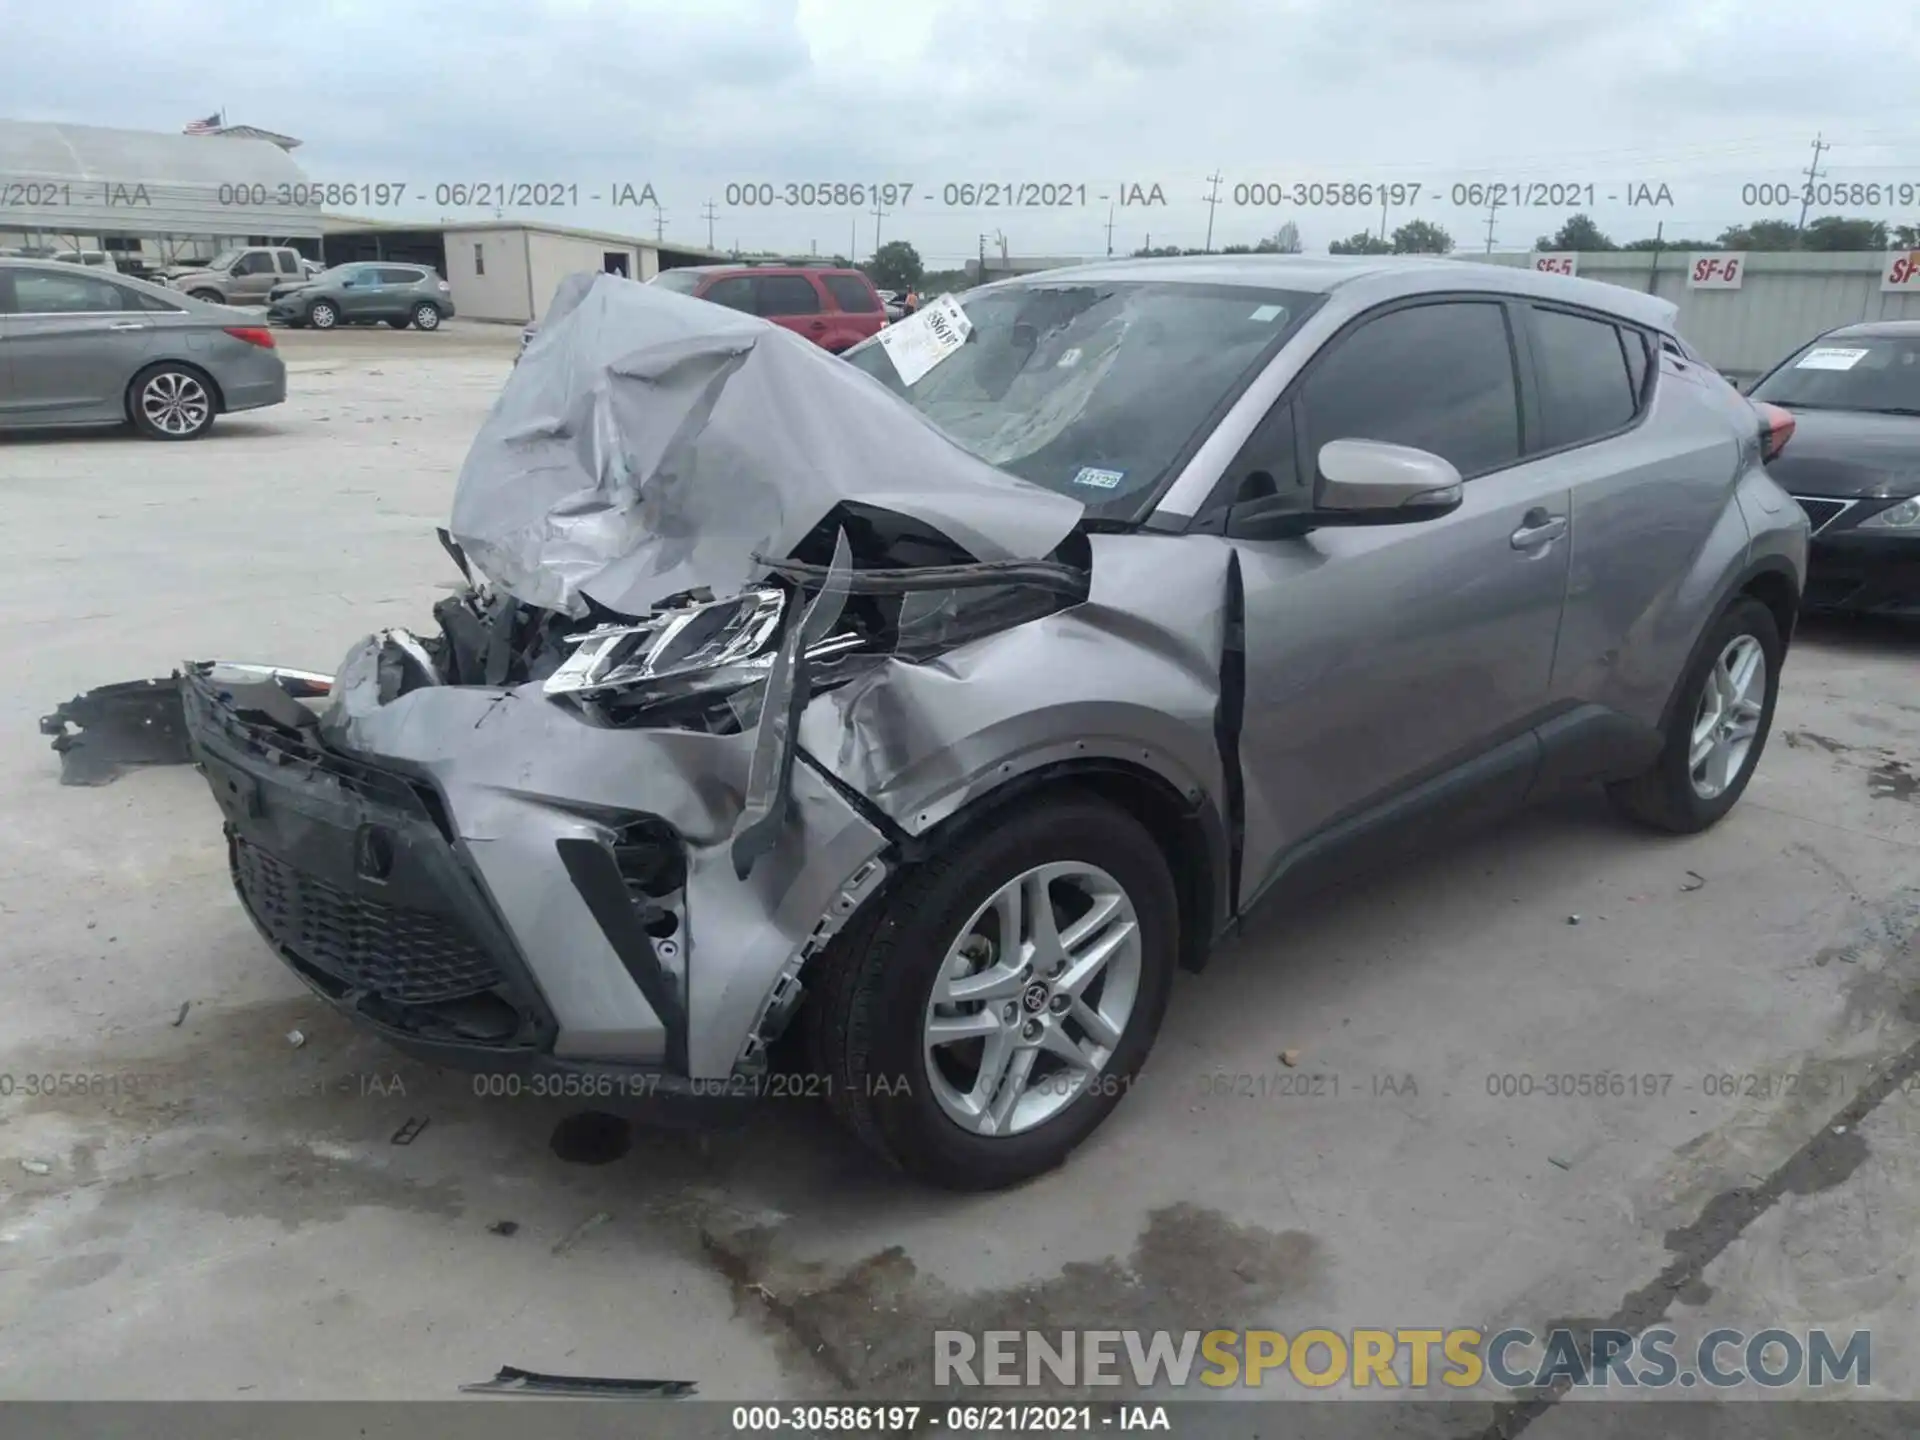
[286,1029,305,1048]
[20,1160,52,1176]
[1681,870,1707,892]
[1279,1049,1301,1068]
[460,1365,695,1399]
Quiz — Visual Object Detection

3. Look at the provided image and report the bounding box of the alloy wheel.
[921,861,1142,1137]
[1689,634,1767,799]
[140,371,211,437]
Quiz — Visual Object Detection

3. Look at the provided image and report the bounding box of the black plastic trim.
[555,837,689,1077]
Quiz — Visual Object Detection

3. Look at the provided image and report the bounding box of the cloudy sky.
[6,0,1920,265]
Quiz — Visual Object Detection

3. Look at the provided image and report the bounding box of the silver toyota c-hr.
[107,257,1805,1190]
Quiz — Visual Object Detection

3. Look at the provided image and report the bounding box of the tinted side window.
[1297,301,1521,479]
[1219,398,1306,512]
[234,252,275,275]
[125,285,183,312]
[377,268,425,285]
[1529,306,1638,450]
[277,252,300,274]
[821,273,878,312]
[699,276,755,312]
[754,274,822,316]
[12,269,129,313]
[1621,327,1649,401]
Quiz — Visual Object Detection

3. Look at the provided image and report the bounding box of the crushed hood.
[448,272,1087,617]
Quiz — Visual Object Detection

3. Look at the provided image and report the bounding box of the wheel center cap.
[1021,982,1050,1014]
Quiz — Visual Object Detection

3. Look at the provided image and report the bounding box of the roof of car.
[1824,320,1920,339]
[972,254,1679,333]
[668,263,869,277]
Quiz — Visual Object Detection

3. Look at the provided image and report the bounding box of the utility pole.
[1379,190,1390,245]
[1203,170,1224,253]
[850,217,857,262]
[871,198,889,254]
[1483,195,1501,254]
[1105,202,1115,257]
[1795,133,1830,241]
[1645,220,1664,294]
[654,202,666,243]
[978,233,988,283]
[700,199,718,250]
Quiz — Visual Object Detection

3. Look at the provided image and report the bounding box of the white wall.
[445,228,533,323]
[527,231,643,320]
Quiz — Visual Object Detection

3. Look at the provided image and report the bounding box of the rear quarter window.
[822,273,879,313]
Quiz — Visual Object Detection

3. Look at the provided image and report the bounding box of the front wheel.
[1608,596,1783,833]
[307,299,339,329]
[807,791,1177,1190]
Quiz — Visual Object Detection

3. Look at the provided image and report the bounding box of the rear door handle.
[108,320,147,331]
[1510,510,1568,549]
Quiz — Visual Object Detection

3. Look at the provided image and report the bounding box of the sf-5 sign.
[1688,253,1745,289]
[1531,252,1577,276]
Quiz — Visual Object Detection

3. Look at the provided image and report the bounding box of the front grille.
[1792,496,1856,534]
[231,836,504,1005]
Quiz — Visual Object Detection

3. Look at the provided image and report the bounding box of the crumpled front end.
[78,271,1239,1093]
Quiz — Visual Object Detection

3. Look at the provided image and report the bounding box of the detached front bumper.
[178,660,893,1092]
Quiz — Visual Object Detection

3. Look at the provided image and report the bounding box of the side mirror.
[1224,439,1464,541]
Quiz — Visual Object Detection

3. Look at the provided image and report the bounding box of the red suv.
[649,264,886,352]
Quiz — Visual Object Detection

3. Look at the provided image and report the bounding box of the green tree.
[1391,219,1453,254]
[1895,224,1920,249]
[866,239,924,291]
[1329,231,1392,255]
[1258,222,1302,253]
[1717,219,1804,251]
[1803,215,1889,251]
[1621,236,1720,251]
[1535,213,1615,251]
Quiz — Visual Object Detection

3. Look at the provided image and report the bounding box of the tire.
[1607,596,1782,833]
[127,362,218,440]
[805,790,1178,1190]
[307,300,339,330]
[411,302,442,331]
[386,317,409,329]
[187,289,223,304]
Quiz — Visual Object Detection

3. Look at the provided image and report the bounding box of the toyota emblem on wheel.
[1022,982,1050,1014]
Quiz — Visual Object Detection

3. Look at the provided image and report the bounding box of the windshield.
[650,269,703,294]
[1751,335,1920,414]
[204,248,244,271]
[844,280,1316,515]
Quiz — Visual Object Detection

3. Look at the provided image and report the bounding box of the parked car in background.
[648,262,885,351]
[158,246,308,306]
[0,258,285,439]
[266,262,454,331]
[155,257,1803,1190]
[874,287,906,323]
[1748,321,1920,616]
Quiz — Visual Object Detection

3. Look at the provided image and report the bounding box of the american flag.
[182,112,222,135]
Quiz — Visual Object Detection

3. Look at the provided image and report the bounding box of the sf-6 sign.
[1884,251,1920,290]
[1688,253,1745,289]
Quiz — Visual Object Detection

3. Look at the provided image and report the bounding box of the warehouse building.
[318,216,729,323]
[0,118,320,272]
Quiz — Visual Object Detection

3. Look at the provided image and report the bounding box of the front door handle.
[1511,509,1568,549]
[108,320,147,331]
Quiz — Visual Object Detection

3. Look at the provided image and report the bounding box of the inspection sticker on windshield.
[1248,304,1285,322]
[877,294,972,385]
[1796,347,1870,371]
[1073,467,1125,490]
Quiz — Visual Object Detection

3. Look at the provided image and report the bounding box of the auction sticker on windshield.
[1795,347,1870,371]
[878,294,973,385]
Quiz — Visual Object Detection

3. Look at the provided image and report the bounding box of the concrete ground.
[2,324,1917,1427]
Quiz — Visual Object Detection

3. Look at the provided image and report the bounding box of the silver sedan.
[0,259,287,440]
